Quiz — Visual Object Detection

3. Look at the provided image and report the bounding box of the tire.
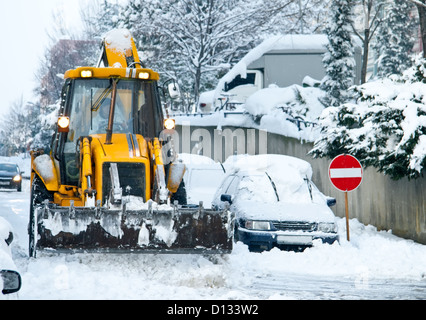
[28,175,53,258]
[170,180,187,205]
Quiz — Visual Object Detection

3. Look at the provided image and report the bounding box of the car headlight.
[244,220,271,231]
[318,222,336,233]
[12,175,21,182]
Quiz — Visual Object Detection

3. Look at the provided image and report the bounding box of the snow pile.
[33,154,55,181]
[243,84,325,141]
[0,217,15,271]
[230,218,426,282]
[224,153,313,182]
[103,29,133,57]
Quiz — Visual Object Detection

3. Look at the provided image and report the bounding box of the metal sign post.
[328,154,363,241]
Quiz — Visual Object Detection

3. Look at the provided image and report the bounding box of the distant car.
[212,154,338,252]
[179,153,227,208]
[0,217,21,294]
[0,163,23,192]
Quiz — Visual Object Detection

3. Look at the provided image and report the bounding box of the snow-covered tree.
[0,98,34,156]
[310,57,426,180]
[320,0,356,107]
[351,0,383,84]
[80,0,120,40]
[115,0,328,110]
[374,0,417,77]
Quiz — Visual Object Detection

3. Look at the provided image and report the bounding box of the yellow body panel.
[90,134,152,204]
[31,152,59,192]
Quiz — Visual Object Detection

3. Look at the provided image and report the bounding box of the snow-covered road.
[2,179,426,300]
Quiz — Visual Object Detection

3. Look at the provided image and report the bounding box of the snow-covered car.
[0,217,21,294]
[0,163,23,192]
[179,153,227,207]
[212,154,338,252]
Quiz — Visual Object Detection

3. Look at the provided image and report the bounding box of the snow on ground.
[1,173,426,300]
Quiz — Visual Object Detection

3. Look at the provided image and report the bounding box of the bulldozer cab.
[53,76,164,187]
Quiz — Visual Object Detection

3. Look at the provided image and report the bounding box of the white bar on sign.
[329,168,362,178]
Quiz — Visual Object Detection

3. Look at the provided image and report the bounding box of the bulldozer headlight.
[58,116,70,132]
[80,70,93,78]
[164,118,175,130]
[138,72,150,79]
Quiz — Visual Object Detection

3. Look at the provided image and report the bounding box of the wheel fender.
[32,154,59,191]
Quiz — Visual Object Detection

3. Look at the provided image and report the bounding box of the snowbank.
[230,217,426,281]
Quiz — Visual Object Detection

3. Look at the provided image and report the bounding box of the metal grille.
[102,162,146,202]
[272,221,317,232]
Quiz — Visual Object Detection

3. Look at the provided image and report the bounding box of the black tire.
[170,180,187,205]
[28,175,53,258]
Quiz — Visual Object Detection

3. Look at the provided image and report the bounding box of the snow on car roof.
[224,154,320,204]
[224,154,313,179]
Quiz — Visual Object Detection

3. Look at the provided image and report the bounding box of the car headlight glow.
[12,175,21,182]
[164,118,175,130]
[245,220,271,231]
[318,222,336,233]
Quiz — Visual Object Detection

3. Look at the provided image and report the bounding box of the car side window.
[218,175,234,195]
[225,176,240,195]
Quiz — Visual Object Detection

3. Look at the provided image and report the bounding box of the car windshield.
[237,174,279,203]
[0,164,17,173]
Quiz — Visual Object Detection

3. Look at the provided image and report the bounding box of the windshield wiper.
[304,176,313,202]
[265,172,279,201]
[91,79,119,112]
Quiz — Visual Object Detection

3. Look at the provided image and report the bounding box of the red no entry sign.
[329,154,363,192]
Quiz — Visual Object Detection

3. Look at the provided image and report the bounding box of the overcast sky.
[0,0,88,117]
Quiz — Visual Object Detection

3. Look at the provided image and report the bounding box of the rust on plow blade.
[33,203,234,254]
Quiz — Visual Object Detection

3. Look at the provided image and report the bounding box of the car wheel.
[170,180,187,205]
[17,183,22,192]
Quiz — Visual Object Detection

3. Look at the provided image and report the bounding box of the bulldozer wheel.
[28,175,53,258]
[170,180,187,205]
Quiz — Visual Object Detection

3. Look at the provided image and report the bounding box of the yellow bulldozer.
[28,29,233,257]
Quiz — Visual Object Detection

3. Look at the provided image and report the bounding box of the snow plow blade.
[31,202,234,254]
